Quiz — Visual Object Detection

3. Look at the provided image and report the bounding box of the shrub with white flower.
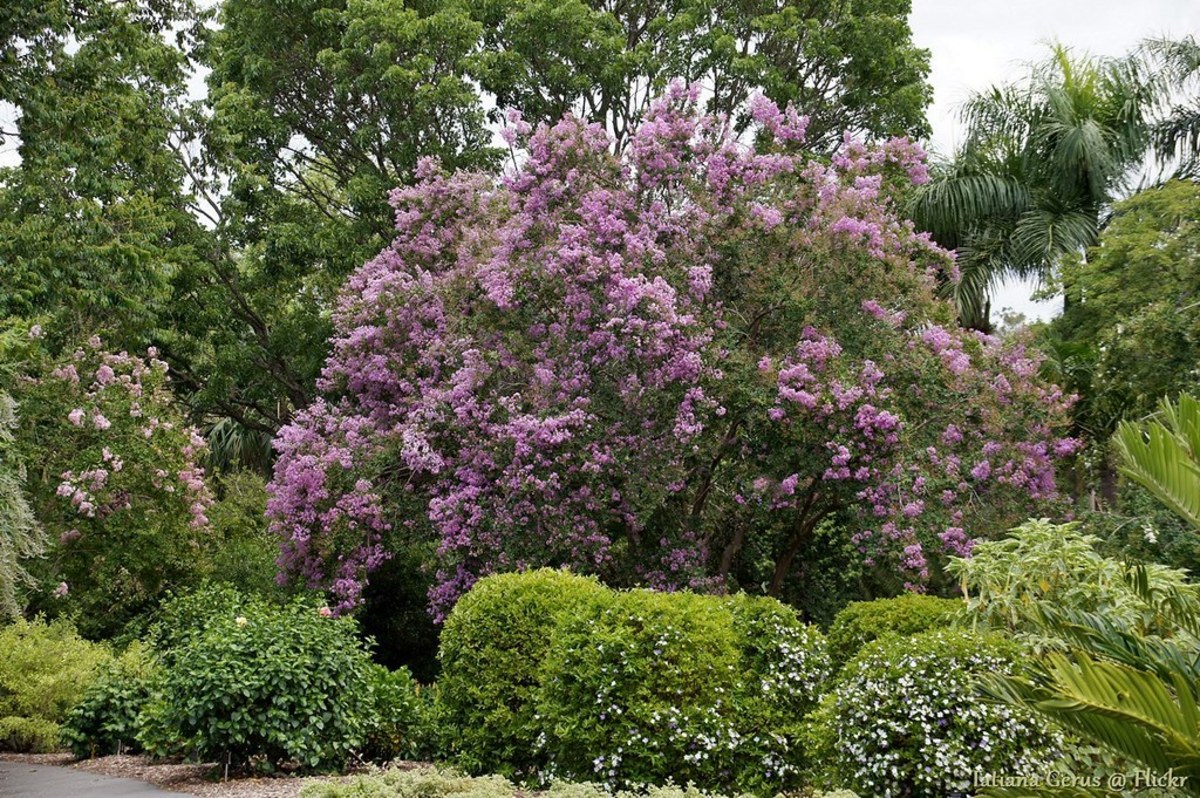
[12,336,214,636]
[537,588,831,795]
[807,628,1059,797]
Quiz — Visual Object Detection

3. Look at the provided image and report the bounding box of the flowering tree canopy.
[268,85,1077,617]
[12,333,214,634]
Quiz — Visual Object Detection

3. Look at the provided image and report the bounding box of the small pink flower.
[67,408,85,426]
[53,582,69,598]
[29,324,43,339]
[318,607,333,618]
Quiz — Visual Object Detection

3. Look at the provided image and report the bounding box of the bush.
[0,617,110,751]
[300,766,771,798]
[437,569,607,778]
[825,593,961,668]
[61,642,158,757]
[359,663,427,763]
[948,518,1196,641]
[301,766,519,798]
[807,629,1059,797]
[538,589,829,793]
[141,587,376,771]
[0,716,62,753]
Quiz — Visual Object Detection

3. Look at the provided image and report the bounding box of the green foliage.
[299,766,521,798]
[437,569,607,778]
[141,587,376,771]
[807,629,1060,797]
[1046,180,1200,464]
[0,390,44,618]
[1114,393,1200,531]
[538,589,830,793]
[825,593,961,668]
[0,617,111,752]
[1084,480,1200,575]
[0,715,63,754]
[61,642,160,758]
[359,663,427,763]
[949,518,1198,642]
[0,0,206,349]
[469,0,931,151]
[202,470,288,598]
[984,643,1200,795]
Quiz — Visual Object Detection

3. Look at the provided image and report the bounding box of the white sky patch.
[910,0,1200,323]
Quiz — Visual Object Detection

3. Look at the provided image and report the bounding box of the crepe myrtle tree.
[267,84,1078,617]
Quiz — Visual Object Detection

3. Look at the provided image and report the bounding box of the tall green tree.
[0,0,208,350]
[469,0,932,152]
[909,45,1159,330]
[160,0,501,438]
[1047,179,1200,445]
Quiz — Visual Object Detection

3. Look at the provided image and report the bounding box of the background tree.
[0,0,207,350]
[909,45,1159,330]
[468,0,932,152]
[1046,179,1200,447]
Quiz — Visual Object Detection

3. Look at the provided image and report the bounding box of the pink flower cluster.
[268,85,1076,616]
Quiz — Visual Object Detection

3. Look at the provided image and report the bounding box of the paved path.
[0,760,182,797]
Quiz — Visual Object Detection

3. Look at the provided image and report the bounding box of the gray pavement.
[0,761,182,797]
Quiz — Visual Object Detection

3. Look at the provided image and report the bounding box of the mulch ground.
[0,752,384,797]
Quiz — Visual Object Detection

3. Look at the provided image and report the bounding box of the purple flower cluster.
[268,85,1076,616]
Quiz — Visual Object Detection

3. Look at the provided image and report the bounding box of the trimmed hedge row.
[438,570,831,793]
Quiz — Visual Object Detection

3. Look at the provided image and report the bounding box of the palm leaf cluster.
[980,396,1200,795]
[1143,36,1200,178]
[1114,393,1200,531]
[909,44,1176,330]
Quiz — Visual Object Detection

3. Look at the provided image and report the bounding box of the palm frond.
[1113,393,1200,530]
[983,652,1200,789]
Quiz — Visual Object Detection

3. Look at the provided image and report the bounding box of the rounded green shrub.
[62,642,159,757]
[807,628,1059,797]
[538,590,829,793]
[825,593,961,668]
[141,587,376,771]
[0,616,110,751]
[360,663,425,763]
[437,569,606,778]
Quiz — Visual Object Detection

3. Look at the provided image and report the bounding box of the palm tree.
[1144,35,1200,178]
[909,45,1159,330]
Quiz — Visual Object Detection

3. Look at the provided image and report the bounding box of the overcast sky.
[909,0,1200,322]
